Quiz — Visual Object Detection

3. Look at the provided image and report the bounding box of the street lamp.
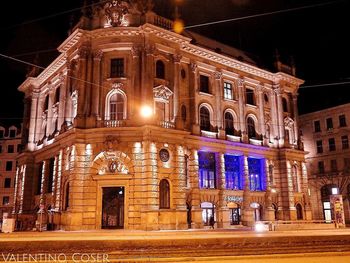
[140,105,153,118]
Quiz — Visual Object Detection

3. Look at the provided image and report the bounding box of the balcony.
[159,121,175,129]
[99,120,126,128]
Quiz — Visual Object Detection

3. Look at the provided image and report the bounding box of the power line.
[300,81,350,89]
[184,0,343,29]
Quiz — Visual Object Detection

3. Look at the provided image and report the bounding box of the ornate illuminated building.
[0,125,22,220]
[299,103,350,224]
[15,0,310,230]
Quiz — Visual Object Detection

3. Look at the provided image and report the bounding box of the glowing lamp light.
[173,19,184,34]
[255,222,267,232]
[140,105,153,118]
[331,187,338,195]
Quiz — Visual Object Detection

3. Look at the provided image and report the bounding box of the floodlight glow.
[255,222,266,232]
[140,105,153,118]
[331,187,338,195]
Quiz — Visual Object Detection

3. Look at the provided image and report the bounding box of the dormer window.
[200,75,210,93]
[110,58,124,78]
[156,60,165,79]
[9,129,16,138]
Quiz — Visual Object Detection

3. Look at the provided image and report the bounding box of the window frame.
[223,82,233,100]
[339,114,347,127]
[159,179,170,209]
[199,75,210,94]
[110,58,125,78]
[314,120,321,133]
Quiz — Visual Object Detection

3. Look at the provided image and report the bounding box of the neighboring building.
[15,0,310,231]
[299,103,350,223]
[0,125,22,220]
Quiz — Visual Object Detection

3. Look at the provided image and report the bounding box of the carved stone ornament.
[145,44,155,55]
[104,136,119,152]
[131,45,141,57]
[112,82,124,90]
[78,45,90,58]
[107,159,128,174]
[159,149,170,162]
[190,63,197,72]
[213,71,222,80]
[173,54,182,63]
[153,85,173,102]
[237,78,244,87]
[105,0,130,27]
[93,50,103,60]
[284,117,294,128]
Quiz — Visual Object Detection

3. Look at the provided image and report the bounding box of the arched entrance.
[296,203,303,220]
[227,202,241,225]
[201,202,215,226]
[102,187,124,229]
[186,202,192,228]
[251,202,263,221]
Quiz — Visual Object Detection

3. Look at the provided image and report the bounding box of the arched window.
[292,165,299,192]
[200,107,211,131]
[247,117,256,138]
[54,87,60,104]
[282,98,288,112]
[181,105,187,122]
[296,203,303,220]
[159,179,170,209]
[109,93,124,120]
[156,60,165,79]
[224,112,234,135]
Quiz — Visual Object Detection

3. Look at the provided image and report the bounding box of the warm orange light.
[140,105,153,118]
[173,19,184,34]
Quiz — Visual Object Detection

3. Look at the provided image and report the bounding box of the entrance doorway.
[102,187,124,229]
[186,202,192,228]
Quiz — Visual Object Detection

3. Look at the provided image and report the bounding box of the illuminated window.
[156,60,165,79]
[159,179,170,209]
[224,155,242,190]
[110,93,124,120]
[201,202,215,226]
[224,82,233,100]
[248,157,265,191]
[198,152,216,189]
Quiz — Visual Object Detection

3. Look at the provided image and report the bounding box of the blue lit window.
[248,157,265,191]
[198,152,216,189]
[224,155,242,190]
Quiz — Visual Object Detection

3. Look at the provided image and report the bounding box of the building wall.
[0,125,22,220]
[15,2,310,231]
[299,103,350,222]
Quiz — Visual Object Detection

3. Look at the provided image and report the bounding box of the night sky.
[1,0,349,126]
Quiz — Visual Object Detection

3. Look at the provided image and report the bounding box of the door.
[102,187,124,229]
[230,208,240,225]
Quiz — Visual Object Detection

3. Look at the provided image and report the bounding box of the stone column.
[286,160,296,220]
[28,92,39,151]
[190,63,200,135]
[265,159,275,221]
[237,78,246,142]
[91,50,103,118]
[46,85,55,137]
[292,93,299,145]
[256,84,265,137]
[63,60,73,128]
[57,75,65,132]
[242,155,252,226]
[131,46,141,121]
[269,89,278,146]
[189,149,202,229]
[214,71,224,139]
[218,153,229,228]
[274,85,285,147]
[143,44,155,107]
[173,54,182,124]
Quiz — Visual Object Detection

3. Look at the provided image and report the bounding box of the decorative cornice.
[93,49,103,60]
[112,82,124,90]
[131,45,141,57]
[173,54,182,63]
[213,71,223,80]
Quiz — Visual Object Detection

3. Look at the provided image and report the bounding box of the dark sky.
[1,0,349,126]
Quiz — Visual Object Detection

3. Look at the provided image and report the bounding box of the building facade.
[0,125,22,220]
[15,0,311,231]
[299,103,350,224]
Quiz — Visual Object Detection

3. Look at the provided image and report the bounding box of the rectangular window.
[47,158,55,193]
[330,160,337,172]
[4,178,11,188]
[314,120,321,132]
[326,118,333,130]
[248,157,265,191]
[342,135,349,149]
[246,88,255,105]
[329,138,336,151]
[7,145,14,153]
[5,161,12,171]
[318,161,325,174]
[316,140,323,153]
[199,75,210,93]
[2,196,9,205]
[339,114,347,127]
[224,155,242,190]
[9,129,16,138]
[198,152,216,189]
[0,130,4,138]
[344,158,350,173]
[223,82,233,100]
[0,145,2,153]
[110,58,124,78]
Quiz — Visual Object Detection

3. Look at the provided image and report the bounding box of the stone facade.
[15,0,311,231]
[0,125,22,221]
[299,103,350,224]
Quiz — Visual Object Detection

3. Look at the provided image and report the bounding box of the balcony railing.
[159,121,175,129]
[100,120,126,128]
[146,13,174,30]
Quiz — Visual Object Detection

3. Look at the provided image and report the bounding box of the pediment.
[153,85,173,102]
